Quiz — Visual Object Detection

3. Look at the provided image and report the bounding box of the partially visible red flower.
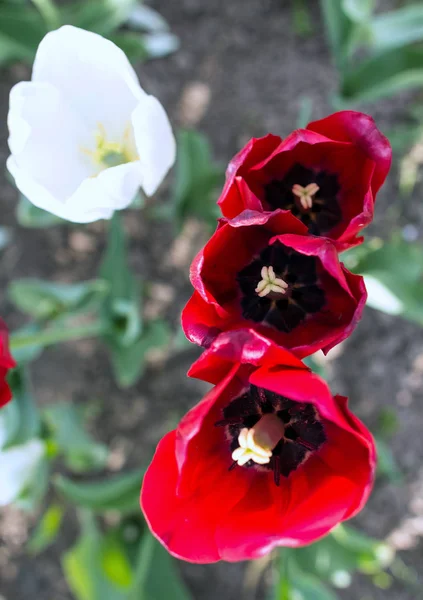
[218,111,391,250]
[141,329,376,563]
[0,319,15,408]
[182,211,366,357]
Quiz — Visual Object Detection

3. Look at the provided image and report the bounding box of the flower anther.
[255,265,288,297]
[231,414,285,466]
[292,182,320,210]
[82,123,138,173]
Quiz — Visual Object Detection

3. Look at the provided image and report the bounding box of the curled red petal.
[306,110,392,195]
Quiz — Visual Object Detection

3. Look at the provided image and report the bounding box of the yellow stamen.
[255,265,288,298]
[231,414,285,466]
[292,182,320,210]
[81,122,138,174]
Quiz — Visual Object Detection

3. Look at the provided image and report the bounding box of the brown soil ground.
[0,1,422,599]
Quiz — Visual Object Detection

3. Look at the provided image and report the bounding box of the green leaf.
[8,323,43,365]
[370,4,423,52]
[375,437,403,483]
[319,0,353,70]
[341,0,374,23]
[142,32,180,59]
[292,0,313,37]
[126,4,169,32]
[0,226,11,251]
[28,503,64,555]
[9,279,109,321]
[130,532,192,600]
[351,237,423,324]
[62,0,137,37]
[332,525,395,573]
[43,403,108,473]
[0,4,47,66]
[5,367,41,447]
[110,32,148,62]
[157,129,223,230]
[100,530,133,589]
[54,467,145,514]
[62,514,128,600]
[30,0,61,30]
[16,195,64,228]
[100,213,142,346]
[296,96,313,129]
[0,438,46,509]
[275,552,339,599]
[340,46,423,104]
[293,536,355,589]
[15,454,49,512]
[289,568,339,600]
[364,275,403,316]
[108,319,171,388]
[302,354,327,379]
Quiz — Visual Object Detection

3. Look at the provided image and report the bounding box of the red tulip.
[218,111,391,250]
[141,329,376,563]
[182,211,366,357]
[0,319,16,408]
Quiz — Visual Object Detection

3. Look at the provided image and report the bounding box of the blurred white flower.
[7,25,176,223]
[0,439,45,506]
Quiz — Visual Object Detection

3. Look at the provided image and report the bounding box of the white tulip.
[7,25,176,223]
[0,439,45,506]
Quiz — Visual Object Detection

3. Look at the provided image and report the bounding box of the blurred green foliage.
[152,129,224,231]
[0,0,179,67]
[320,0,423,105]
[270,525,395,599]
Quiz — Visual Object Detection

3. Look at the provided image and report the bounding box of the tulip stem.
[31,0,61,30]
[10,321,106,353]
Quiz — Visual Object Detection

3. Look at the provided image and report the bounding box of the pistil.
[255,265,288,298]
[292,182,320,210]
[81,123,138,172]
[231,414,285,466]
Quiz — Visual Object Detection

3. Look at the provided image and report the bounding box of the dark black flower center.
[236,241,325,333]
[215,385,326,485]
[264,164,342,235]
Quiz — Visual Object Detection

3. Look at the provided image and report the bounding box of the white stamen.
[231,414,285,467]
[292,182,320,210]
[255,265,288,298]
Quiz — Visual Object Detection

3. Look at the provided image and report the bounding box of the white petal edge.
[8,157,142,223]
[32,25,145,135]
[132,94,176,196]
[7,81,97,219]
[0,440,45,507]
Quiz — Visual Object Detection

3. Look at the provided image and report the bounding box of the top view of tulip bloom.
[218,112,391,251]
[141,330,376,563]
[7,25,176,223]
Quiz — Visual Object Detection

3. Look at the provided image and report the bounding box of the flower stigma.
[231,413,285,466]
[255,265,288,297]
[81,123,138,173]
[292,182,320,210]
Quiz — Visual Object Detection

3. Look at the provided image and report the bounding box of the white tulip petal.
[32,25,145,136]
[7,26,175,222]
[9,159,142,224]
[7,82,94,209]
[132,94,176,196]
[0,440,45,507]
[69,161,142,219]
